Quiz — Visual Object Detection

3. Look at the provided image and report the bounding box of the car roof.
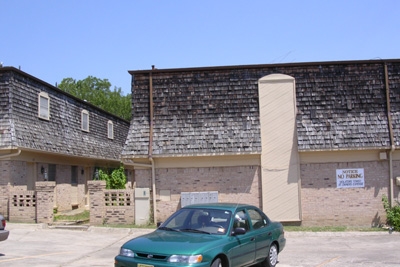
[182,203,256,212]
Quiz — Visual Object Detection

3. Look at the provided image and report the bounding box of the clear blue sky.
[2,0,399,95]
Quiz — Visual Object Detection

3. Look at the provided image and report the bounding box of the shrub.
[109,165,127,189]
[98,166,126,189]
[382,194,400,231]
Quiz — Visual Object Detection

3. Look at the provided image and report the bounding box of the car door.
[227,210,256,266]
[247,208,273,262]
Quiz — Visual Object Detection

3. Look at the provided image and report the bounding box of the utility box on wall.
[135,188,150,225]
[181,191,218,207]
[396,177,400,186]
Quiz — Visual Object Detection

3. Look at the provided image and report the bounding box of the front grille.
[136,253,168,260]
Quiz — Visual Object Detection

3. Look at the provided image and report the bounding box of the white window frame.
[38,92,50,120]
[107,120,114,139]
[81,110,89,132]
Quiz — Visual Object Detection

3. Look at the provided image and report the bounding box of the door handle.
[250,237,255,241]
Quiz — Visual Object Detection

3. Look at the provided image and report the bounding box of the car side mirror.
[157,222,163,228]
[231,227,246,236]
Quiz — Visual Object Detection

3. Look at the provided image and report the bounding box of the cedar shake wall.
[0,71,14,149]
[125,70,261,156]
[124,60,400,157]
[0,68,129,158]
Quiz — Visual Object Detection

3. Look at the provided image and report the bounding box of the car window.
[248,208,268,230]
[210,210,231,230]
[164,209,191,228]
[233,210,250,231]
[190,210,209,227]
[162,208,231,235]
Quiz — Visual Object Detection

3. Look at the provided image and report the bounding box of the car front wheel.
[211,257,222,267]
[263,243,278,267]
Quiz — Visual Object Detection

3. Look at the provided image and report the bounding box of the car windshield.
[160,208,232,235]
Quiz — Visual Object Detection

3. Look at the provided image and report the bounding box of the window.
[81,110,89,132]
[71,166,78,184]
[233,210,250,231]
[248,209,268,230]
[48,164,56,181]
[107,120,114,139]
[38,92,50,120]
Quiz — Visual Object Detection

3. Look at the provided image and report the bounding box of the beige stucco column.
[258,74,301,222]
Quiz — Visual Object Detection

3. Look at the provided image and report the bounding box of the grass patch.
[284,225,386,232]
[54,210,90,222]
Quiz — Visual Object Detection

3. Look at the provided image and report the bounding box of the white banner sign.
[336,168,365,188]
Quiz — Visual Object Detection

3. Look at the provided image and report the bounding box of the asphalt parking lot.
[0,223,399,267]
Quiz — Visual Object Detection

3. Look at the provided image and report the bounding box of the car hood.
[122,230,223,255]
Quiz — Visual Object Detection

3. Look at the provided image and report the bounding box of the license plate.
[138,264,154,267]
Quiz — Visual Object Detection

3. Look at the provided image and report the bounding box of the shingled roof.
[0,67,130,160]
[122,59,400,157]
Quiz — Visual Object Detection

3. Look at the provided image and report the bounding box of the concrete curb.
[285,231,400,237]
[6,222,399,236]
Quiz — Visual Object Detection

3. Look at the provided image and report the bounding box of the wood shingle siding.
[124,71,262,157]
[0,67,129,159]
[124,59,400,156]
[0,71,15,149]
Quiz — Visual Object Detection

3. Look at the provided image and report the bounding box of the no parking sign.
[336,168,365,188]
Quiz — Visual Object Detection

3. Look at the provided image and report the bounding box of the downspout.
[149,157,157,224]
[149,68,157,224]
[149,70,154,158]
[0,149,21,160]
[384,63,395,207]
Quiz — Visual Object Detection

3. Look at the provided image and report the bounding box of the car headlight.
[168,254,203,263]
[119,248,135,258]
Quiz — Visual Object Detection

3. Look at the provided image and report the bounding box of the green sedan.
[115,203,285,267]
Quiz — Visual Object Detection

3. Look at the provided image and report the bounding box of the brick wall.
[136,165,261,222]
[0,161,10,216]
[9,190,36,222]
[88,180,106,225]
[8,161,28,187]
[35,181,56,223]
[300,161,389,226]
[392,160,400,200]
[0,185,8,216]
[103,190,134,224]
[88,180,135,225]
[6,181,55,223]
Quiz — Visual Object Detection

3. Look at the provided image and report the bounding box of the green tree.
[58,76,131,121]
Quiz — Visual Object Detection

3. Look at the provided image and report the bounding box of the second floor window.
[107,120,114,139]
[38,92,50,120]
[81,110,89,132]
